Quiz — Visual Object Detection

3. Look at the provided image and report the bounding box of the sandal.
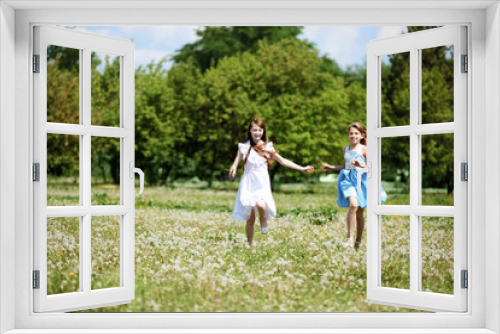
[354,240,362,249]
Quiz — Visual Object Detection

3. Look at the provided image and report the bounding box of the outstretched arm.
[229,151,243,179]
[321,147,345,171]
[273,153,314,173]
[321,162,345,171]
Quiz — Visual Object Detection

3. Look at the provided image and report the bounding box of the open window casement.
[33,25,139,312]
[366,26,467,312]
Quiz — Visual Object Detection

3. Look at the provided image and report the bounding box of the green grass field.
[46,179,454,312]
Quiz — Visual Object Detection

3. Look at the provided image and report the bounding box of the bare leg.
[345,196,359,248]
[355,207,365,249]
[256,200,268,229]
[246,209,256,246]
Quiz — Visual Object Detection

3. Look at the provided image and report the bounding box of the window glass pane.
[381,52,410,127]
[47,134,80,206]
[421,216,454,294]
[381,215,410,290]
[91,52,121,127]
[421,133,454,206]
[91,137,121,205]
[47,44,80,124]
[91,215,121,290]
[381,137,410,205]
[421,45,454,124]
[47,217,80,295]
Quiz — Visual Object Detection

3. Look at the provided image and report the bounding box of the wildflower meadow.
[46,179,453,313]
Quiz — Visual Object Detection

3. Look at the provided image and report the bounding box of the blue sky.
[77,26,407,70]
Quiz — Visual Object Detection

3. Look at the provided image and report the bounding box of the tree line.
[47,26,454,193]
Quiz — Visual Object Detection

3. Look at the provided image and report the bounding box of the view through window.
[45,26,455,312]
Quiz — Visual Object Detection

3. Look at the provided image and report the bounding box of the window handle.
[129,161,144,195]
[357,167,369,194]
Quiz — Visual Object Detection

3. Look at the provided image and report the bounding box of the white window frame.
[1,1,499,333]
[366,26,468,312]
[33,25,136,313]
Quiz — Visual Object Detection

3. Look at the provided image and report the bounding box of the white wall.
[2,4,495,332]
[0,2,16,333]
[486,2,500,333]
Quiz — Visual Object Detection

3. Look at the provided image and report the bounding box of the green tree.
[134,60,179,185]
[46,47,120,184]
[420,29,454,193]
[46,59,80,179]
[172,26,305,72]
[46,29,371,188]
[381,26,454,193]
[47,44,101,72]
[90,55,122,184]
[178,38,366,185]
[162,60,205,182]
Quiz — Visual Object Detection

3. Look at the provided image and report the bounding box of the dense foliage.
[47,26,454,193]
[380,26,454,193]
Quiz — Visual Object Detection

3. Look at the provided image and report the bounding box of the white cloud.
[145,26,200,48]
[76,26,201,68]
[134,27,179,47]
[322,26,360,59]
[146,26,193,48]
[377,26,407,39]
[301,26,321,42]
[77,25,197,47]
[135,49,172,68]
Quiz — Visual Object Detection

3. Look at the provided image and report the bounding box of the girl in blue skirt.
[321,122,387,249]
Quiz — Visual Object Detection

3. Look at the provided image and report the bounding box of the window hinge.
[33,163,40,182]
[461,54,468,73]
[461,162,468,181]
[33,270,40,289]
[33,54,40,73]
[461,270,468,289]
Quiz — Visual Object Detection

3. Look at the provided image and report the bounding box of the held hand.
[350,158,366,168]
[321,163,329,171]
[303,165,315,173]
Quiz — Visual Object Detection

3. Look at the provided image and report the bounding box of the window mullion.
[409,47,420,295]
[82,47,92,294]
[119,56,125,288]
[366,47,379,298]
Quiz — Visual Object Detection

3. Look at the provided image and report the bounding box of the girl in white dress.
[229,118,314,246]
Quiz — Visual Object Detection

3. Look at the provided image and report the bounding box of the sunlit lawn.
[46,179,454,312]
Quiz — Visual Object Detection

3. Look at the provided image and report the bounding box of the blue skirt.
[337,169,388,208]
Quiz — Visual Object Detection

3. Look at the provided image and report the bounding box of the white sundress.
[232,140,277,221]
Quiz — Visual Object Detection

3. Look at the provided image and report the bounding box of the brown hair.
[348,122,367,145]
[244,118,276,168]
